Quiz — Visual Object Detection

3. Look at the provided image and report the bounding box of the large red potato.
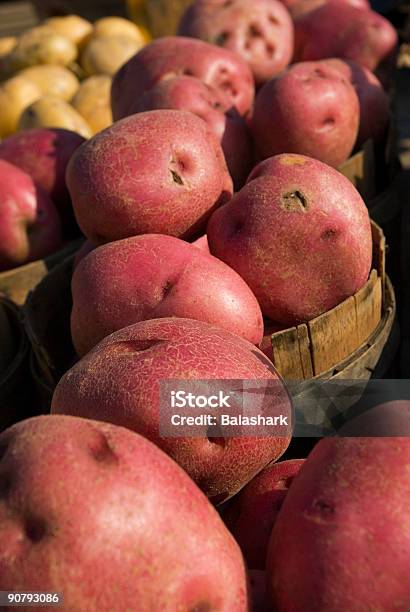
[323,58,389,147]
[178,0,294,86]
[266,436,410,611]
[66,110,233,244]
[251,60,359,167]
[0,415,249,611]
[127,75,253,189]
[293,1,398,72]
[52,317,292,503]
[0,159,62,271]
[223,459,304,569]
[207,154,372,325]
[285,0,370,18]
[71,233,264,356]
[0,128,85,235]
[111,36,255,120]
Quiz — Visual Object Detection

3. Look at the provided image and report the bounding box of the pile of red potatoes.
[1,1,409,610]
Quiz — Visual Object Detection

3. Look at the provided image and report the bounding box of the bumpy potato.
[45,15,93,47]
[93,16,147,45]
[80,35,144,76]
[71,75,112,134]
[18,65,79,101]
[18,96,92,139]
[8,26,78,71]
[0,76,41,138]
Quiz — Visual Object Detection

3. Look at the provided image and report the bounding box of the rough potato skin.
[52,318,292,503]
[0,128,85,227]
[293,1,398,71]
[251,60,360,167]
[323,58,389,147]
[111,36,255,120]
[178,0,294,86]
[223,459,304,569]
[66,109,233,244]
[71,234,264,356]
[207,154,372,324]
[126,75,253,190]
[266,436,410,611]
[0,415,249,611]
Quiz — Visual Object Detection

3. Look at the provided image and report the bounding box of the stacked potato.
[0,15,148,139]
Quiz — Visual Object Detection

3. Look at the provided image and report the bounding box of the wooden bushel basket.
[0,295,35,432]
[0,240,83,306]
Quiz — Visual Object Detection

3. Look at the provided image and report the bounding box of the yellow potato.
[19,65,80,101]
[93,16,146,45]
[0,36,16,57]
[8,26,78,71]
[80,35,142,76]
[18,96,92,139]
[45,15,93,48]
[71,75,113,135]
[0,37,17,80]
[0,76,41,137]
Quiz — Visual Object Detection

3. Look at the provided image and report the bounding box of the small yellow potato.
[93,16,146,45]
[8,26,78,71]
[71,75,112,134]
[0,76,41,137]
[18,65,80,101]
[80,35,142,76]
[18,96,92,139]
[0,36,16,57]
[45,15,93,48]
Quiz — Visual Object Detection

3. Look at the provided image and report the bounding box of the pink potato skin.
[323,58,389,147]
[192,233,210,254]
[266,436,410,611]
[71,233,264,356]
[129,76,253,190]
[66,110,233,244]
[0,415,249,611]
[293,1,398,72]
[178,0,294,86]
[0,128,85,232]
[251,60,359,167]
[52,317,292,503]
[284,0,370,17]
[111,36,255,120]
[223,459,304,569]
[207,154,372,325]
[0,160,62,271]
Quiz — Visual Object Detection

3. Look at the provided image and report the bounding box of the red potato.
[266,435,410,611]
[0,415,249,611]
[323,58,389,147]
[129,75,253,190]
[223,459,304,569]
[207,154,372,325]
[178,0,294,86]
[66,110,233,244]
[0,160,62,271]
[285,0,370,18]
[294,1,398,72]
[52,317,292,503]
[0,128,84,235]
[251,60,360,167]
[111,36,255,120]
[71,233,264,356]
[192,233,210,254]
